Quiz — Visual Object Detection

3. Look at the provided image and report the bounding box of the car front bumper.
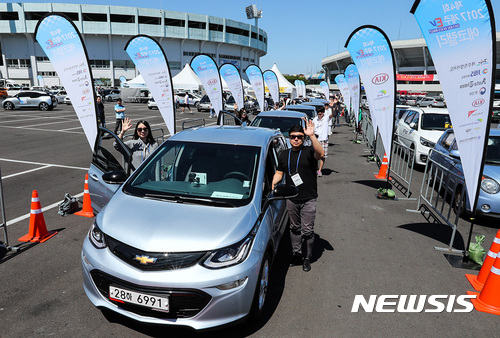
[81,236,263,330]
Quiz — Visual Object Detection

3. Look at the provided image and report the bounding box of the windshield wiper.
[143,193,236,207]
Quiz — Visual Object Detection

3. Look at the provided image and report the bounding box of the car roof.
[301,101,325,107]
[255,110,308,118]
[284,104,315,110]
[170,125,282,148]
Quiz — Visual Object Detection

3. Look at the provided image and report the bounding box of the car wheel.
[107,96,112,102]
[249,251,270,321]
[148,106,152,109]
[197,107,201,112]
[453,186,466,216]
[4,101,14,110]
[194,102,199,108]
[39,102,49,111]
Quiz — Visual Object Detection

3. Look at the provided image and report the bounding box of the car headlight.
[89,221,107,249]
[481,176,500,194]
[420,137,436,148]
[202,236,253,269]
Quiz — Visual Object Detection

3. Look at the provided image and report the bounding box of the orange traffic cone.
[466,229,500,291]
[468,254,500,315]
[75,174,94,218]
[374,153,390,179]
[19,190,57,243]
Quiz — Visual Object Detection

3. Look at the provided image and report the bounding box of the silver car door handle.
[90,174,99,181]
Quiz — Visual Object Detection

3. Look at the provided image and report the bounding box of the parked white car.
[395,107,451,165]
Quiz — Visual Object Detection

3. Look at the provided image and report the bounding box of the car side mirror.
[450,149,461,159]
[102,170,128,184]
[271,184,299,199]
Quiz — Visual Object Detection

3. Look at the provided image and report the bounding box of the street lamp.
[245,4,262,29]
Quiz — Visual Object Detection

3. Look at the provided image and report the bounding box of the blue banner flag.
[245,65,265,112]
[346,26,396,162]
[220,63,244,110]
[412,0,496,211]
[191,54,223,117]
[35,14,97,150]
[125,35,175,135]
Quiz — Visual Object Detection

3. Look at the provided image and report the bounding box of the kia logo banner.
[346,26,396,164]
[191,54,223,118]
[125,35,175,135]
[219,63,244,110]
[245,65,265,112]
[35,14,97,150]
[412,0,496,212]
[263,70,280,106]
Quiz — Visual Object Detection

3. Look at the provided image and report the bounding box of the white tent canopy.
[121,74,147,88]
[172,63,203,92]
[270,63,295,94]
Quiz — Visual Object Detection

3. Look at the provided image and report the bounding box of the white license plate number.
[109,286,169,312]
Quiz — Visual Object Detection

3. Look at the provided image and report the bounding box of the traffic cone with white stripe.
[75,174,94,218]
[374,153,390,180]
[18,190,57,243]
[468,254,500,315]
[466,230,500,291]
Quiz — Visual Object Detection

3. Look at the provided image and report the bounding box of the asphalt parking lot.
[0,102,499,336]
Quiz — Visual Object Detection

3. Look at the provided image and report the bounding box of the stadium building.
[322,35,500,96]
[0,3,267,87]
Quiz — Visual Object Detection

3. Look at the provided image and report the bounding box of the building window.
[226,26,249,37]
[61,12,79,21]
[90,60,110,68]
[114,60,134,68]
[19,59,31,68]
[243,57,249,61]
[38,71,57,77]
[259,35,263,42]
[188,20,206,29]
[165,18,184,27]
[169,61,181,70]
[110,14,134,23]
[82,13,107,22]
[219,54,240,60]
[209,23,223,32]
[36,56,50,62]
[0,12,19,20]
[251,59,255,63]
[138,15,160,25]
[251,32,257,39]
[7,59,18,68]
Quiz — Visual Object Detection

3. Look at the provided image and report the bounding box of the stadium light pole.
[245,4,262,30]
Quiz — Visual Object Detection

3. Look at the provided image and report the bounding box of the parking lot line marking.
[0,125,85,134]
[60,126,83,131]
[2,165,51,179]
[23,120,78,128]
[5,192,84,227]
[0,158,88,170]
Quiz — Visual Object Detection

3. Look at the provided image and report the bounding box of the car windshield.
[421,113,451,130]
[285,108,314,119]
[251,116,302,137]
[485,136,500,164]
[124,141,260,207]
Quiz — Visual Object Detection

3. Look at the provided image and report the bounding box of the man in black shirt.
[272,120,324,272]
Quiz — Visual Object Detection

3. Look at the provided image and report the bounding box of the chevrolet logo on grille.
[133,255,158,265]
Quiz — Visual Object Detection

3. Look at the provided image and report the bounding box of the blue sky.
[13,0,500,75]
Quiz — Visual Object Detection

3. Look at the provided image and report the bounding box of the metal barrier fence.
[218,111,242,126]
[181,119,206,130]
[390,138,416,199]
[408,148,465,254]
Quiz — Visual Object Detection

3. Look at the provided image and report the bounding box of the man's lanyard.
[288,149,302,175]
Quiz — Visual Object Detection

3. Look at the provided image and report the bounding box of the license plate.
[109,286,169,312]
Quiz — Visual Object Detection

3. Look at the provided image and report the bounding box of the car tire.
[194,102,199,108]
[148,106,152,110]
[39,102,49,111]
[453,186,466,217]
[107,96,112,102]
[249,251,270,321]
[4,101,14,110]
[197,107,201,112]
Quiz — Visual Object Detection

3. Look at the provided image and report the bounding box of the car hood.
[417,128,446,143]
[98,190,258,253]
[483,164,500,182]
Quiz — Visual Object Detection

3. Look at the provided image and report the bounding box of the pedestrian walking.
[114,98,126,135]
[272,121,324,272]
[96,96,106,128]
[313,105,333,177]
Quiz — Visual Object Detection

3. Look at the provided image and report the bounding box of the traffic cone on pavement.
[75,174,94,218]
[466,230,500,291]
[468,254,500,315]
[18,190,57,243]
[374,153,390,179]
